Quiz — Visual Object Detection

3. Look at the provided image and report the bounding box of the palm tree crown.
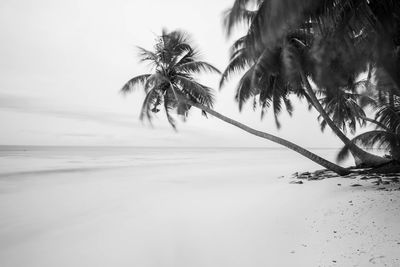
[121,30,221,129]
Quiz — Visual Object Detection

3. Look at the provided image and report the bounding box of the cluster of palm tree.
[222,0,400,166]
[121,0,400,175]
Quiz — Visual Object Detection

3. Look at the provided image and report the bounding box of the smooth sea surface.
[0,145,347,179]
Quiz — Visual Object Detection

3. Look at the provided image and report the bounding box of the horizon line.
[0,144,346,150]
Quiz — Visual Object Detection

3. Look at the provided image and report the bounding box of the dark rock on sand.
[290,180,303,184]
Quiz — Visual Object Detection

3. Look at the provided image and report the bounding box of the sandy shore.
[0,165,399,267]
[285,173,400,266]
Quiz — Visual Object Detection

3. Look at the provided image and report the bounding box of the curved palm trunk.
[185,100,350,176]
[300,72,390,167]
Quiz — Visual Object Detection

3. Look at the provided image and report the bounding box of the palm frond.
[163,91,177,130]
[173,47,200,66]
[272,91,283,129]
[283,97,294,116]
[120,74,151,94]
[223,0,259,36]
[281,41,303,88]
[375,104,400,133]
[220,48,251,88]
[176,61,221,75]
[336,144,352,163]
[355,130,397,149]
[229,36,247,57]
[175,75,215,108]
[139,87,159,123]
[137,46,159,65]
[234,65,258,111]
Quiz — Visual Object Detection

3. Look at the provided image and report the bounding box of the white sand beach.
[0,146,399,267]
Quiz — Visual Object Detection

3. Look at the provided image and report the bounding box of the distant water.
[0,146,348,179]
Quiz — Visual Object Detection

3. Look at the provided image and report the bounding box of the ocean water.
[0,145,346,179]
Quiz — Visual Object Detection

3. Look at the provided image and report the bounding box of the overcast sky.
[0,0,348,148]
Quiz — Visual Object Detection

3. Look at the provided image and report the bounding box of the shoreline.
[290,166,400,189]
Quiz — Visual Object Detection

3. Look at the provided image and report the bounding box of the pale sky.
[0,0,346,148]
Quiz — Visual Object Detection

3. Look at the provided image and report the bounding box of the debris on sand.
[288,168,400,189]
[290,180,303,184]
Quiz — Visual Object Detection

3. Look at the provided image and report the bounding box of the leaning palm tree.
[121,29,349,175]
[222,0,390,167]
